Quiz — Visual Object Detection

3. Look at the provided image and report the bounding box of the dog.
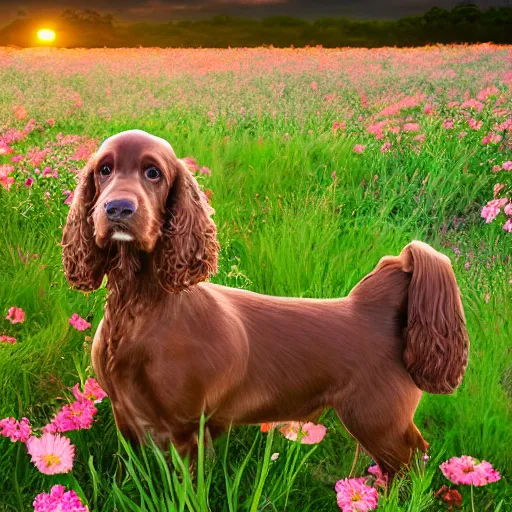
[62,129,469,475]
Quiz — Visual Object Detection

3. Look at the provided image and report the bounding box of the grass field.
[0,44,511,511]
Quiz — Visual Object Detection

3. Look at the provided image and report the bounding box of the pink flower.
[25,177,34,187]
[468,119,482,130]
[45,400,97,433]
[482,133,502,145]
[366,120,387,139]
[70,143,94,162]
[353,145,366,154]
[182,157,199,172]
[42,167,59,179]
[300,422,327,444]
[199,166,211,176]
[494,183,505,197]
[5,306,25,324]
[476,86,499,101]
[310,81,318,92]
[414,134,426,143]
[72,378,107,403]
[403,123,420,132]
[502,161,512,171]
[376,93,424,117]
[0,143,13,155]
[481,198,508,223]
[28,147,51,167]
[503,219,512,232]
[69,313,91,331]
[440,456,501,486]
[443,118,454,130]
[0,418,18,440]
[33,484,88,512]
[367,465,388,490]
[380,141,391,153]
[332,121,346,133]
[504,203,512,216]
[279,422,302,441]
[359,91,368,108]
[0,164,15,191]
[63,190,74,205]
[26,433,75,474]
[492,165,502,172]
[0,335,16,344]
[11,154,23,163]
[335,477,378,511]
[46,118,56,127]
[461,99,484,112]
[271,452,280,461]
[0,417,31,442]
[278,421,327,444]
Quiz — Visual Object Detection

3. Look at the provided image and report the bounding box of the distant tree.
[60,9,114,27]
[262,16,309,28]
[212,15,233,24]
[450,3,482,24]
[1,5,512,48]
[423,7,450,25]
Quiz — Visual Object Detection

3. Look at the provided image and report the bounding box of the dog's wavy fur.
[62,130,469,476]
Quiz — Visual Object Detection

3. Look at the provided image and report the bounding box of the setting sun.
[37,29,56,42]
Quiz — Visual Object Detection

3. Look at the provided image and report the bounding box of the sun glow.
[37,29,56,42]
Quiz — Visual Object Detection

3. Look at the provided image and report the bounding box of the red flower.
[434,485,462,509]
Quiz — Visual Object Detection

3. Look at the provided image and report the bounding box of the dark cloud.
[0,0,509,24]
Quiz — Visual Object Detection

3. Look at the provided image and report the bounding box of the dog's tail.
[400,241,469,394]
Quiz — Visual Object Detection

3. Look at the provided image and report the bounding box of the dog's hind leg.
[334,384,426,477]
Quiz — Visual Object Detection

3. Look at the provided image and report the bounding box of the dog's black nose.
[105,199,136,220]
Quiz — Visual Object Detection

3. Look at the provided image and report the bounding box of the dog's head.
[62,129,219,292]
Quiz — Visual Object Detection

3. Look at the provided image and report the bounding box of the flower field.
[0,44,511,511]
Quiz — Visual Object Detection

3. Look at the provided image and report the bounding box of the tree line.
[1,5,511,48]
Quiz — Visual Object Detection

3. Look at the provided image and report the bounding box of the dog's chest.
[92,317,174,437]
[91,316,148,399]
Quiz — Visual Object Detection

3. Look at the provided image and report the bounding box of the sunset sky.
[0,0,507,24]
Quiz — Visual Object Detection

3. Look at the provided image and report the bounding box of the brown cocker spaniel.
[62,129,469,476]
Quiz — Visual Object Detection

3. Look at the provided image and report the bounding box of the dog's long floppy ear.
[61,161,106,291]
[154,159,219,292]
[401,241,470,394]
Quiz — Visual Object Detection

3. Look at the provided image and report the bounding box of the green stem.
[470,484,475,512]
[249,429,274,512]
[349,443,361,478]
[14,443,24,512]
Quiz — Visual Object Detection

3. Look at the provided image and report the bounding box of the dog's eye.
[99,165,112,177]
[144,167,161,181]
